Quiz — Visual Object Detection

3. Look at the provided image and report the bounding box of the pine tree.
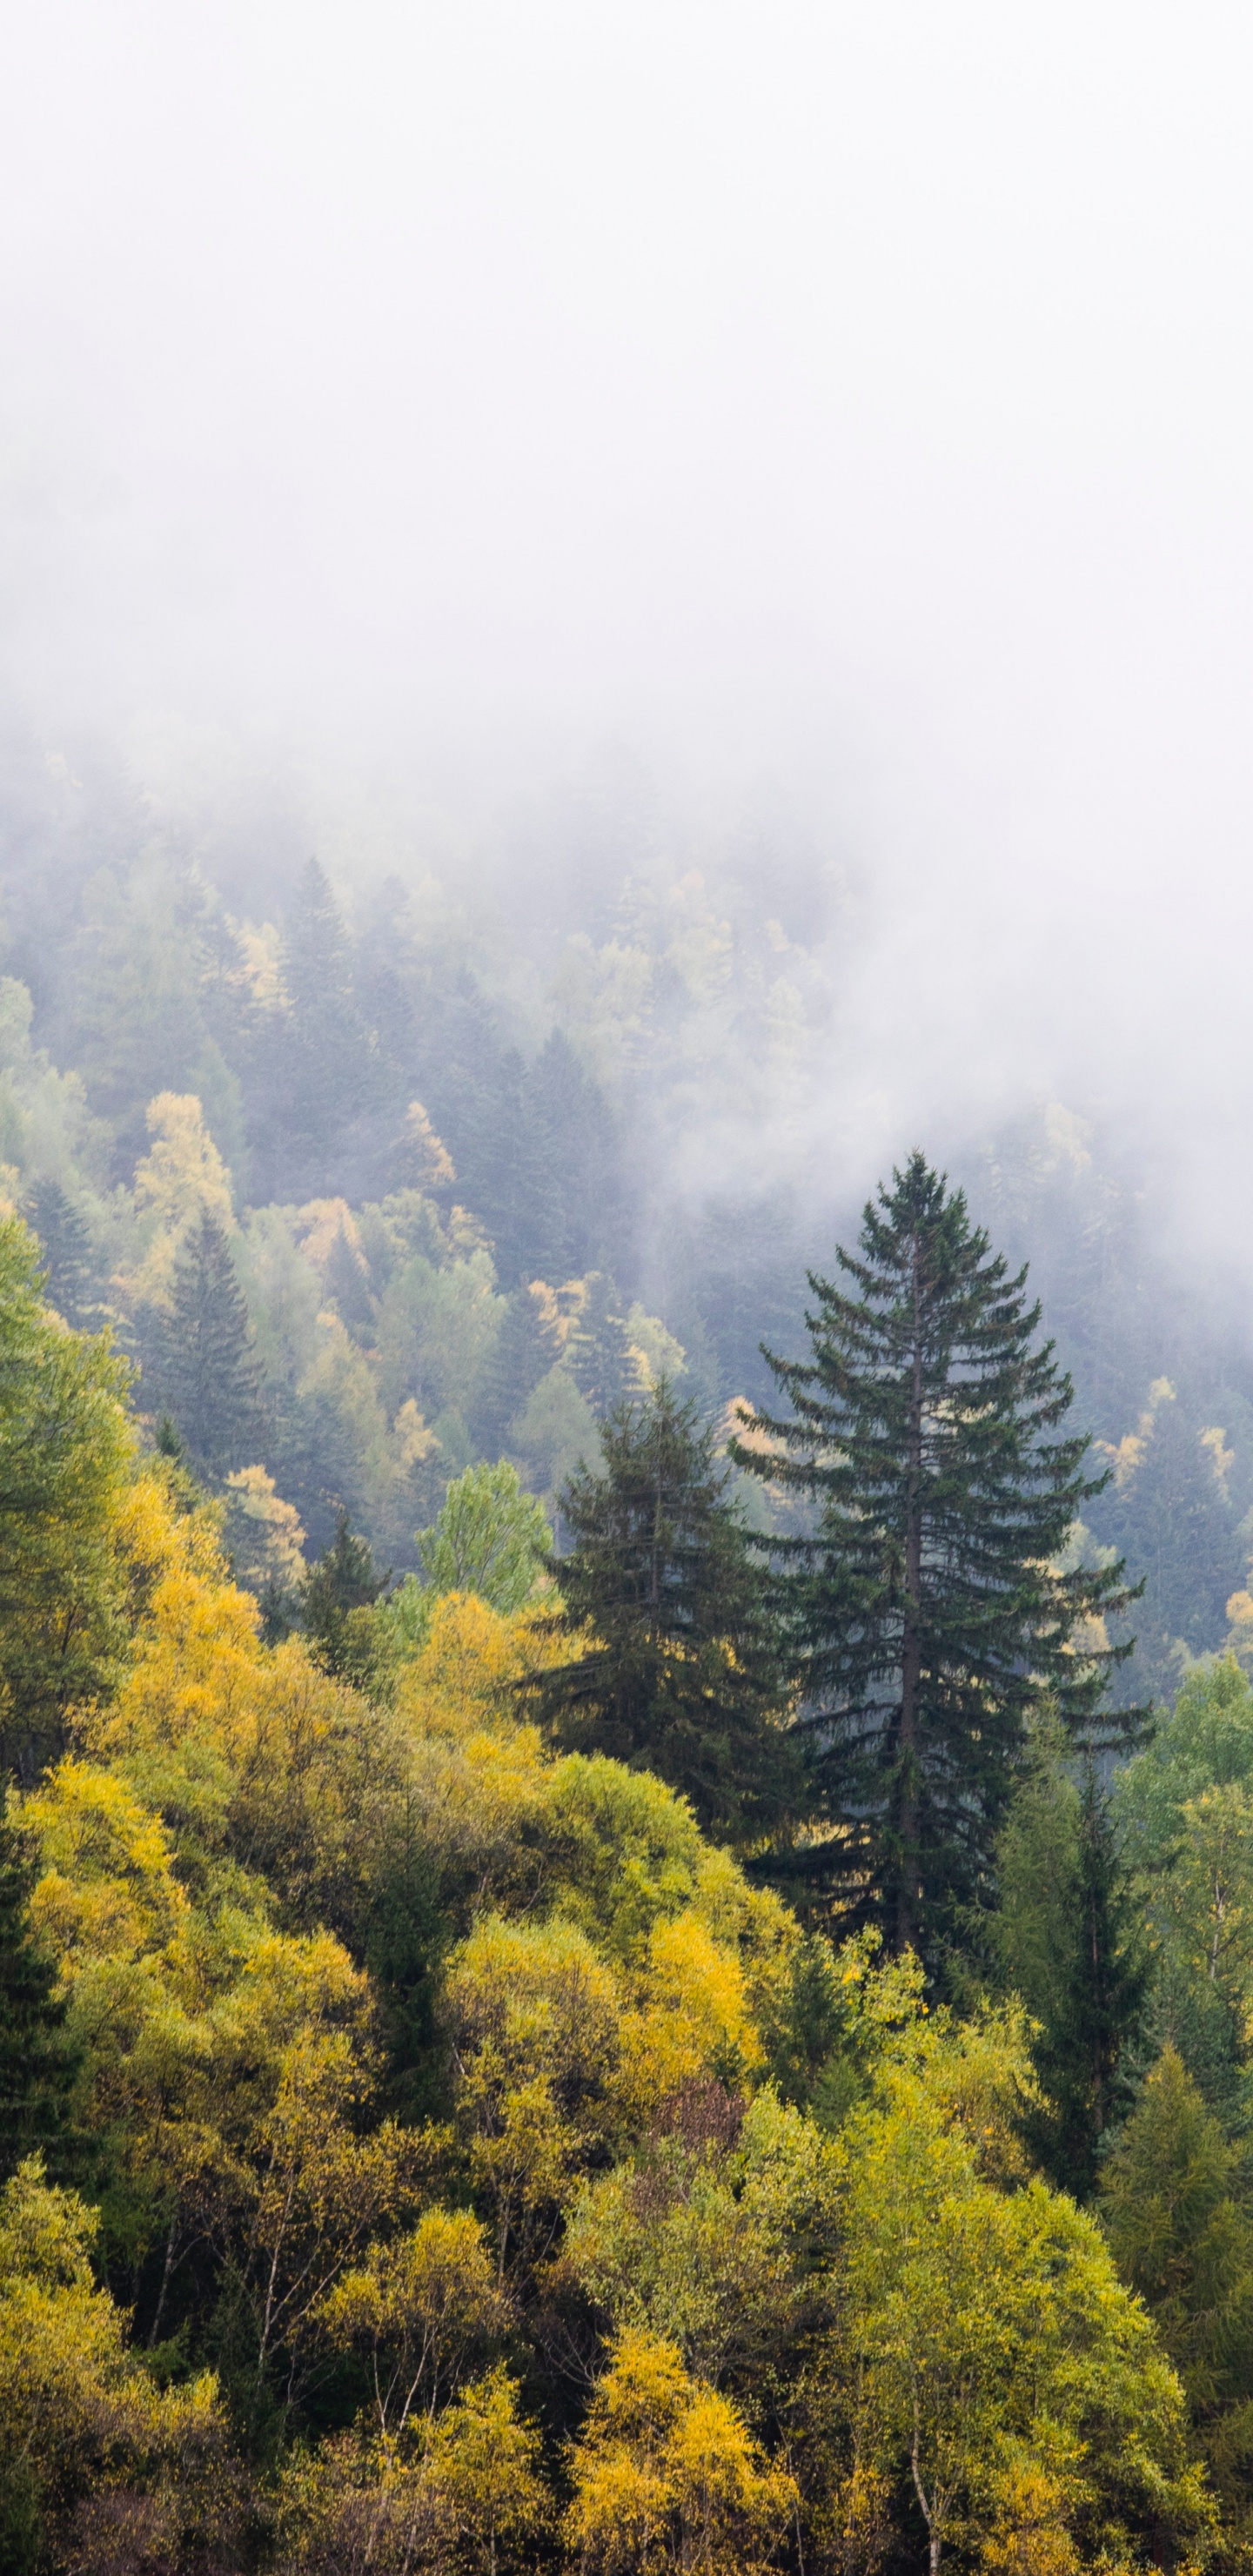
[161,1208,265,1472]
[0,1777,80,2180]
[734,1152,1141,1956]
[531,1380,800,1846]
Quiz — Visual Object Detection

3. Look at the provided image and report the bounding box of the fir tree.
[1062,1764,1152,2183]
[471,1284,560,1456]
[0,1777,80,2180]
[24,1178,96,1327]
[990,1738,1148,2194]
[161,1209,265,1472]
[322,1219,376,1339]
[563,1271,644,1416]
[257,859,380,1196]
[531,1380,799,1846]
[734,1152,1141,1956]
[301,1507,388,1684]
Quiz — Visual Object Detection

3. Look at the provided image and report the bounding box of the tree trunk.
[910,2393,941,2576]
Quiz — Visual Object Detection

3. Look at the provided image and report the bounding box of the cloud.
[3,2,1252,1262]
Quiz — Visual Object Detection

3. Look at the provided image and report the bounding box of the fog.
[3,2,1253,1251]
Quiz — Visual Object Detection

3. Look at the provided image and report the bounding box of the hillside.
[3,753,1253,1712]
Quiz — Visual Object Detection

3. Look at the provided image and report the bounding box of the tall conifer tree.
[734,1152,1140,1955]
[533,1380,799,1845]
[25,1179,97,1328]
[989,1740,1148,2193]
[162,1209,265,1472]
[276,858,378,1184]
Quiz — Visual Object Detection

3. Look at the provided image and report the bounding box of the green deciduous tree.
[418,1459,552,1615]
[734,1153,1139,1955]
[0,1215,132,1777]
[0,1780,80,2181]
[1100,2045,1253,2523]
[533,1382,799,1847]
[1115,1657,1253,2120]
[831,2042,1209,2576]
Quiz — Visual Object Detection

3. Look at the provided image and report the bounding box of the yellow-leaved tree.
[566,2327,796,2576]
[0,2155,230,2572]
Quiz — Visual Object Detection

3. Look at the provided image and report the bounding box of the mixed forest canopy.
[6,741,1253,2572]
[2,735,1250,1703]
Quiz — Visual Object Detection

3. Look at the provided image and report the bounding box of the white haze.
[3,3,1253,1265]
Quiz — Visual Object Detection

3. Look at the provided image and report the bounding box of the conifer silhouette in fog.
[735,1150,1142,1956]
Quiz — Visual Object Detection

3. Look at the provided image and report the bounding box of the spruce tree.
[563,1272,644,1416]
[1060,1765,1151,2184]
[161,1208,265,1472]
[472,1285,560,1456]
[252,859,380,1197]
[301,1507,388,1683]
[0,1777,80,2180]
[25,1179,97,1328]
[323,1219,376,1339]
[734,1152,1140,1955]
[531,1380,799,1846]
[990,1740,1148,2194]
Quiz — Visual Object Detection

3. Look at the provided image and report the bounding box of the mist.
[3,2,1253,1258]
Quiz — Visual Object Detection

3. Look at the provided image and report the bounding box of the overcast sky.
[3,3,1252,1238]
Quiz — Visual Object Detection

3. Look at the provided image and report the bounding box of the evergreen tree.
[322,1219,376,1340]
[257,859,380,1195]
[471,1284,560,1456]
[24,1178,97,1327]
[528,1029,627,1280]
[531,1380,799,1846]
[563,1272,644,1416]
[0,1777,80,2181]
[301,1507,388,1683]
[161,1209,265,1472]
[1063,1765,1152,2180]
[1102,1385,1246,1698]
[990,1739,1148,2195]
[734,1152,1141,1956]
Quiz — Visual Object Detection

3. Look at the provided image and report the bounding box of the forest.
[4,771,1253,2575]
